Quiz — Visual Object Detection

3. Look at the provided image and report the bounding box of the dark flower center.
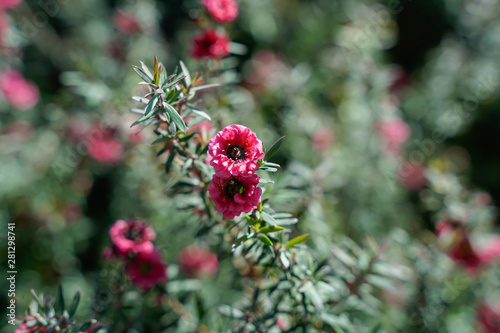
[124,225,143,241]
[225,179,244,199]
[139,262,152,275]
[226,145,245,161]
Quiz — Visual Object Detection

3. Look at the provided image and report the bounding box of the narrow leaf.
[179,61,191,86]
[258,234,273,246]
[140,61,154,80]
[191,83,221,92]
[286,234,310,247]
[259,226,284,233]
[68,291,80,318]
[132,66,153,83]
[164,103,187,133]
[264,136,286,161]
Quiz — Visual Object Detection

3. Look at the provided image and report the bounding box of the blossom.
[399,162,426,190]
[109,219,156,257]
[244,50,290,94]
[377,117,411,143]
[126,250,168,290]
[311,128,334,152]
[86,127,123,164]
[448,236,482,271]
[0,69,39,110]
[208,124,264,178]
[112,10,141,34]
[477,302,500,333]
[191,29,230,59]
[178,245,219,278]
[0,0,22,10]
[202,0,238,23]
[208,173,262,219]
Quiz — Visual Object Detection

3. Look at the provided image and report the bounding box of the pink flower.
[113,10,141,34]
[109,219,156,257]
[208,173,262,219]
[477,302,500,333]
[126,250,168,290]
[86,127,123,164]
[449,236,482,271]
[399,162,426,190]
[0,0,22,10]
[178,245,219,278]
[311,128,334,152]
[245,50,290,94]
[0,69,39,110]
[191,29,230,59]
[202,0,238,23]
[377,118,411,143]
[208,124,264,178]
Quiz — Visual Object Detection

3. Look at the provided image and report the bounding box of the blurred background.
[1,0,500,332]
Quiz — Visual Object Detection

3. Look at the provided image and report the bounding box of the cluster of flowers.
[207,124,264,219]
[191,0,238,59]
[104,219,220,289]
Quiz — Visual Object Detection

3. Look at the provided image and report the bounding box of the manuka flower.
[477,302,500,333]
[0,69,39,111]
[126,250,167,290]
[86,127,124,165]
[202,0,238,23]
[208,124,264,178]
[208,173,262,219]
[178,245,219,278]
[109,219,156,257]
[191,29,230,59]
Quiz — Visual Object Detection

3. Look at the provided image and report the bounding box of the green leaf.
[259,226,284,233]
[258,178,274,184]
[258,234,273,246]
[140,61,154,80]
[218,305,244,319]
[179,60,191,86]
[153,56,160,85]
[190,108,211,121]
[264,136,286,161]
[280,251,291,269]
[132,96,149,104]
[191,83,221,92]
[132,66,153,83]
[300,281,324,313]
[286,234,310,247]
[164,103,187,133]
[151,136,171,145]
[165,150,176,174]
[56,285,65,313]
[131,108,160,127]
[261,212,278,226]
[68,291,80,318]
[30,290,43,312]
[144,95,159,116]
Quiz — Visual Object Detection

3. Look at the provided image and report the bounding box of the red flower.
[113,10,141,34]
[208,173,262,219]
[208,124,264,178]
[86,127,123,164]
[126,250,168,290]
[0,69,39,110]
[477,302,500,333]
[191,29,230,59]
[109,219,156,258]
[178,245,219,278]
[449,236,482,271]
[0,0,22,10]
[202,0,238,23]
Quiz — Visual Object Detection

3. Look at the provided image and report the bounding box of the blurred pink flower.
[0,69,39,110]
[202,0,238,23]
[62,202,82,223]
[476,192,492,206]
[109,219,156,258]
[86,127,123,164]
[178,245,219,278]
[0,0,22,10]
[113,10,141,34]
[311,128,334,152]
[449,236,482,271]
[208,124,264,178]
[208,173,262,219]
[377,118,411,143]
[399,162,426,190]
[477,302,500,333]
[191,29,230,59]
[126,250,167,290]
